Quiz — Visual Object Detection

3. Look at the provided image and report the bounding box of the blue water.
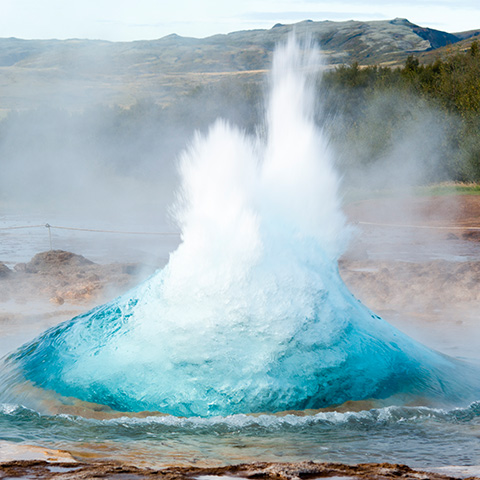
[0,402,479,468]
[2,254,479,417]
[0,35,479,469]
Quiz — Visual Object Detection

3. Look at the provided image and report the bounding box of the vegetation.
[321,41,480,184]
[1,39,479,204]
[414,182,480,196]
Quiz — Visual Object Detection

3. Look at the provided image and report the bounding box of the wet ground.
[0,194,479,479]
[341,194,480,362]
[0,459,470,480]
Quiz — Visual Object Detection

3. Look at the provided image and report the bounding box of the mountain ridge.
[0,18,478,110]
[1,18,477,68]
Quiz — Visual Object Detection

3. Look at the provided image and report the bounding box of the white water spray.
[2,35,479,417]
[159,36,346,308]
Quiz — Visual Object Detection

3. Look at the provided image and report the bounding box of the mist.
[305,70,480,362]
[0,59,265,266]
[0,39,462,227]
[0,37,477,297]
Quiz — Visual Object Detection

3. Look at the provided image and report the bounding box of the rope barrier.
[0,224,46,230]
[358,221,480,231]
[0,223,180,235]
[2,221,480,234]
[46,225,180,235]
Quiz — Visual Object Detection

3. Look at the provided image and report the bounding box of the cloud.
[239,11,387,22]
[0,0,478,41]
[299,0,477,5]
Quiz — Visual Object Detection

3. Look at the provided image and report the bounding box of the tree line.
[320,41,480,184]
[1,40,479,207]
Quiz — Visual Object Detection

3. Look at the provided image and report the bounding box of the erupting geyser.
[2,36,479,417]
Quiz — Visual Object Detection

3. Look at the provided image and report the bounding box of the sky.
[1,0,479,41]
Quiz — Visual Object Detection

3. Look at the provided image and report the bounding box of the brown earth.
[344,194,480,229]
[0,249,156,305]
[0,195,479,363]
[0,250,159,357]
[0,195,480,478]
[1,195,479,315]
[0,459,473,480]
[339,194,480,359]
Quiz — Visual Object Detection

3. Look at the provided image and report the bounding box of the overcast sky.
[1,0,479,41]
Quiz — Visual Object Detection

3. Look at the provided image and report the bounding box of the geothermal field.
[0,30,479,480]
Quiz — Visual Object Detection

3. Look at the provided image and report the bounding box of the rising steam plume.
[1,35,479,417]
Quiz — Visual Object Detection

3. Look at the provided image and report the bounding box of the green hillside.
[0,18,477,111]
[0,18,479,209]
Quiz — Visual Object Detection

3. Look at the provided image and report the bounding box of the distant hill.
[419,30,480,63]
[0,18,478,111]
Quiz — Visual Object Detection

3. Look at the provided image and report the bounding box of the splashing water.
[1,36,479,417]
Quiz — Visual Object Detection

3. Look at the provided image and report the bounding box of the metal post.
[45,223,53,250]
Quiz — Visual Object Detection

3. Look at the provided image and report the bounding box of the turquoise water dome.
[2,36,479,417]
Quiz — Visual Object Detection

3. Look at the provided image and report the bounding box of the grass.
[342,182,480,205]
[413,182,480,196]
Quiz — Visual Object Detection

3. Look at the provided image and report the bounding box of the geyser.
[2,36,479,417]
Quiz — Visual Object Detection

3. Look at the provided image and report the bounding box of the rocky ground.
[0,249,159,357]
[0,249,157,306]
[0,459,472,480]
[0,194,479,479]
[340,194,480,360]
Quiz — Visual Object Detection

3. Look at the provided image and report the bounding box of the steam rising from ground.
[0,106,177,225]
[331,91,453,192]
[0,31,464,249]
[2,36,479,417]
